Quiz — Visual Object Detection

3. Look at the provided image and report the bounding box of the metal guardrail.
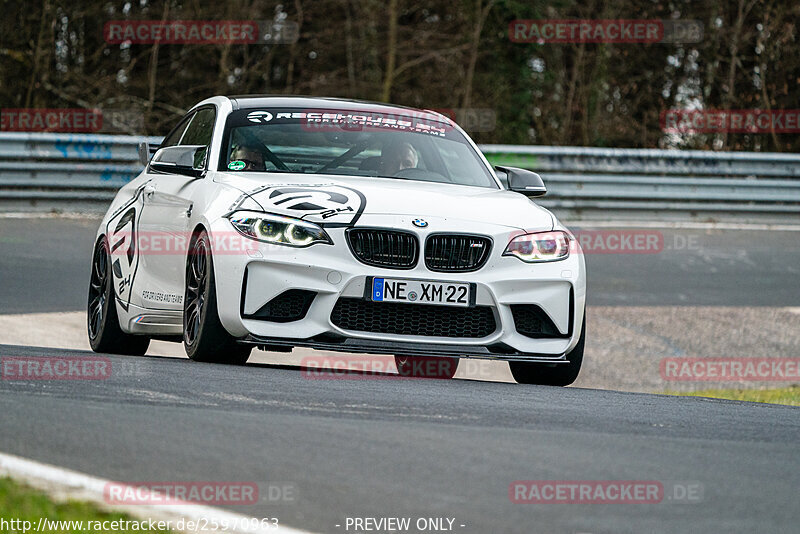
[0,132,798,222]
[481,145,800,177]
[0,133,161,210]
[481,145,800,222]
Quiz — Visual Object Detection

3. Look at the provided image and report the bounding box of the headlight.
[503,230,570,262]
[227,211,332,247]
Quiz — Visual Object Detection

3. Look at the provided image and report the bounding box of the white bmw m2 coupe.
[88,96,586,385]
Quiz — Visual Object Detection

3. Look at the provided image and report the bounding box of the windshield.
[219,108,498,189]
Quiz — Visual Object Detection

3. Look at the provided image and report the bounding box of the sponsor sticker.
[247,110,274,123]
[228,160,246,171]
[289,109,453,135]
[238,184,366,225]
[141,290,183,304]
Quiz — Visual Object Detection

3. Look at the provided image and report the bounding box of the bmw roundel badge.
[412,218,428,228]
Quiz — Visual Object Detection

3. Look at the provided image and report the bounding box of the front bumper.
[212,216,586,362]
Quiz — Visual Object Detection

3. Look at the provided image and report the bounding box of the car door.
[135,106,216,311]
[103,113,195,314]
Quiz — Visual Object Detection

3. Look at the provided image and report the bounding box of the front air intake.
[245,289,316,322]
[424,234,492,272]
[510,304,566,338]
[346,229,419,269]
[331,298,496,338]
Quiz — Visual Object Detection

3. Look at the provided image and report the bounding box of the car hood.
[215,172,554,231]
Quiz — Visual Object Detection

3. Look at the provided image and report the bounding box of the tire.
[183,230,251,364]
[509,314,586,386]
[395,356,458,379]
[87,236,150,355]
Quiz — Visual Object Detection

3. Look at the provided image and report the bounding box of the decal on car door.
[106,204,141,312]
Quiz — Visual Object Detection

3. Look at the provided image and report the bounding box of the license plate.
[370,277,473,307]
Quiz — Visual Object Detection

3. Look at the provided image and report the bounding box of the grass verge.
[665,385,800,406]
[0,476,171,533]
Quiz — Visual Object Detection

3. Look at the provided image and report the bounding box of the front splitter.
[241,334,570,363]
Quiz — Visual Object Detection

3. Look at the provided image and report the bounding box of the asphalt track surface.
[1,217,799,533]
[1,344,798,534]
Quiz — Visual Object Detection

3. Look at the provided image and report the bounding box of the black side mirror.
[495,166,547,197]
[137,142,150,166]
[138,141,160,166]
[149,145,207,178]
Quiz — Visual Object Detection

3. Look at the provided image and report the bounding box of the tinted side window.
[180,107,216,147]
[160,113,194,148]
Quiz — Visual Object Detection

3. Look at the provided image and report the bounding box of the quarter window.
[159,113,193,149]
[180,107,216,147]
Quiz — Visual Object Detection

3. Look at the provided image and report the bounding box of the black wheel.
[395,356,458,379]
[87,236,150,355]
[509,314,585,386]
[183,230,251,364]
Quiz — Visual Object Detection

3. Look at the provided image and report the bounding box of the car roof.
[225,95,452,123]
